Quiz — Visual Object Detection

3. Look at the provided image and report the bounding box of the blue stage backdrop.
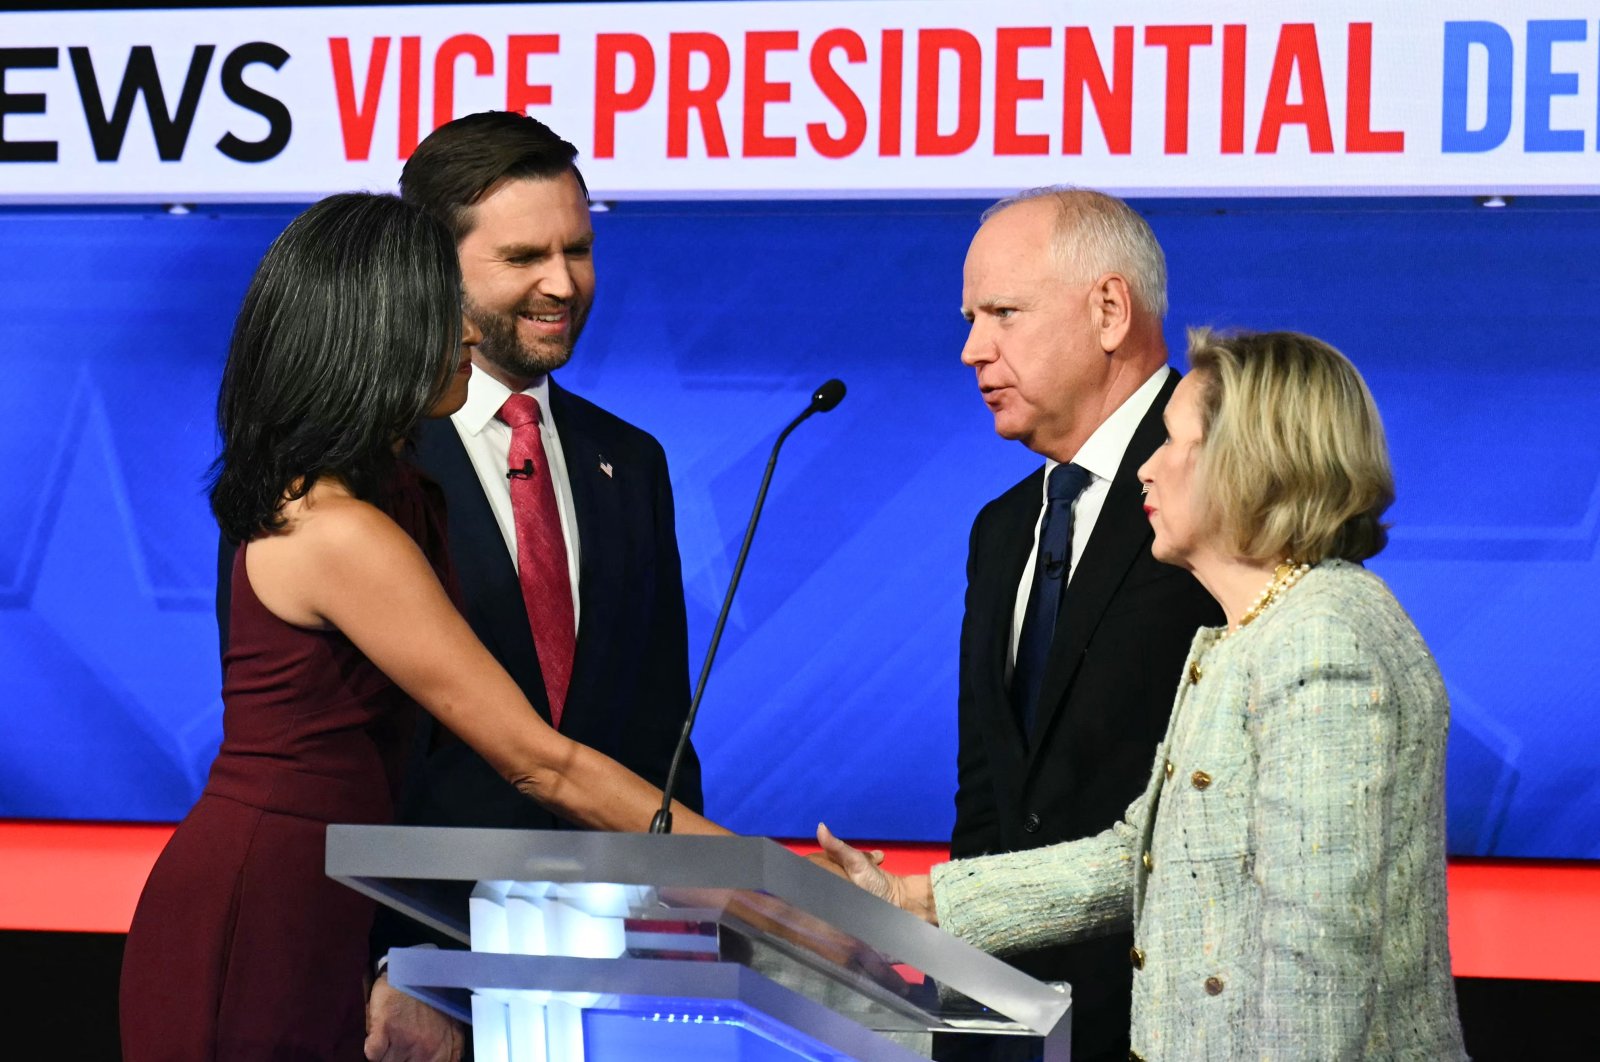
[1,197,1595,858]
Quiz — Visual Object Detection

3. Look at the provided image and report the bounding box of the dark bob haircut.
[400,110,587,241]
[209,192,462,542]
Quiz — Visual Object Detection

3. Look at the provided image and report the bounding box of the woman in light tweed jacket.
[823,329,1467,1060]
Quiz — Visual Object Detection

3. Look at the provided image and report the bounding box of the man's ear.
[1092,273,1134,353]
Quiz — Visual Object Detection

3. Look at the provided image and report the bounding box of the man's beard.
[467,295,586,379]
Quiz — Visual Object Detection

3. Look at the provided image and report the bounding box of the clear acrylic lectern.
[327,827,1070,1062]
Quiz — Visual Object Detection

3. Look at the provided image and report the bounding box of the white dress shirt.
[449,369,582,631]
[1007,366,1171,674]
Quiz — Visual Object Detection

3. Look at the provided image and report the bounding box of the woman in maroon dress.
[119,194,726,1060]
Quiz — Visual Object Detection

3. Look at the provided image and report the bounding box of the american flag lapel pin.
[599,455,614,478]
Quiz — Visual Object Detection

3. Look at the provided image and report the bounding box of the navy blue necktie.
[1012,462,1093,739]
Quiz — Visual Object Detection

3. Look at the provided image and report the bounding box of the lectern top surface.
[326,826,1070,1036]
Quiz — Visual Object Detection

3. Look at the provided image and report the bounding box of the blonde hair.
[1187,328,1393,564]
[982,187,1168,320]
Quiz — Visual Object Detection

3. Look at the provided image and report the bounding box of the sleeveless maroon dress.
[120,462,455,1060]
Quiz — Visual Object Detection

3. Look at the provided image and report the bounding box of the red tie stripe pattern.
[496,394,576,728]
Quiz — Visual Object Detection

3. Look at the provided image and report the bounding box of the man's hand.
[364,972,465,1062]
[816,823,938,924]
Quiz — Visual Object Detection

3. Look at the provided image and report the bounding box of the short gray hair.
[982,186,1168,320]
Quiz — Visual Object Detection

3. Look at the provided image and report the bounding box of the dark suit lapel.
[976,474,1044,757]
[1027,370,1178,765]
[414,418,550,719]
[547,381,622,730]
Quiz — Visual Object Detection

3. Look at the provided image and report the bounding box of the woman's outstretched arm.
[248,491,726,836]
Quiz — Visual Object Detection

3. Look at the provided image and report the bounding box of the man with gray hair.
[948,188,1220,1061]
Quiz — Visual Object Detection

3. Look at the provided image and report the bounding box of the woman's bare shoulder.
[246,480,422,626]
[266,481,410,553]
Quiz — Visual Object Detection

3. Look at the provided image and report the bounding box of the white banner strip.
[1,1,1597,202]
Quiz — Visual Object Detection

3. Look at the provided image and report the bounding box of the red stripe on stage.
[1444,859,1600,981]
[0,821,177,935]
[3,821,1595,981]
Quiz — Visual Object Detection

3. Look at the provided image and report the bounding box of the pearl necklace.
[1188,560,1312,684]
[1222,559,1311,641]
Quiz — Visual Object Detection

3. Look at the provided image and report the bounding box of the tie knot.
[1047,462,1092,504]
[497,393,542,430]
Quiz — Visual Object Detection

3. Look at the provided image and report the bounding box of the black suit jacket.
[399,380,700,829]
[949,369,1221,1062]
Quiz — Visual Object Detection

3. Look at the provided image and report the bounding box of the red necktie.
[496,394,575,728]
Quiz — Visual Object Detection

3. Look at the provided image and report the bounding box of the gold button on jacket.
[1129,945,1145,970]
[1191,769,1212,790]
[1205,976,1225,996]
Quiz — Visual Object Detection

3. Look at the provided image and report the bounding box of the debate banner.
[2,0,1597,201]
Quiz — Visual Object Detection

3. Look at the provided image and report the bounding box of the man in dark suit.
[363,113,700,1061]
[947,189,1222,1062]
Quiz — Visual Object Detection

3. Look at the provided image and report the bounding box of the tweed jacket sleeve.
[930,777,1143,954]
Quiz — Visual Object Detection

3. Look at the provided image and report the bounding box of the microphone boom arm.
[649,380,844,833]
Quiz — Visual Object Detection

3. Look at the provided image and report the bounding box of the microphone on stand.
[650,379,847,834]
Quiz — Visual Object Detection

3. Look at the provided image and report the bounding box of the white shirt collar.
[453,368,554,437]
[1043,366,1171,484]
